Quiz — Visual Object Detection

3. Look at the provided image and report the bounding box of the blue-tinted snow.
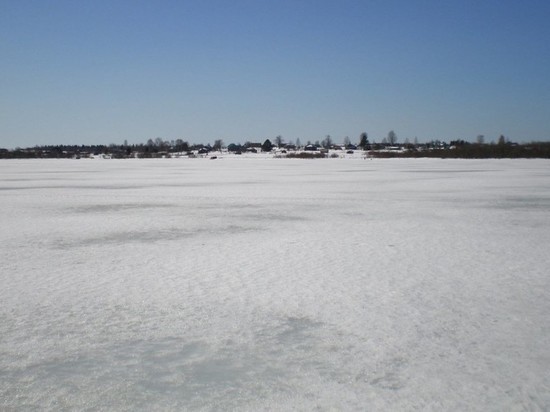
[1,158,549,410]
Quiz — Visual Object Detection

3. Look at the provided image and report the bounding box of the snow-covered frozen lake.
[1,158,549,410]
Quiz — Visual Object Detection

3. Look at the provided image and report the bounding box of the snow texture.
[1,158,549,410]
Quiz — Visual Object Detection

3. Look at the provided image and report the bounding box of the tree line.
[1,132,549,159]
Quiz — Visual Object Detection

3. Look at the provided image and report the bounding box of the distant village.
[2,133,549,159]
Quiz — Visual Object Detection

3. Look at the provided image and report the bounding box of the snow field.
[1,158,549,410]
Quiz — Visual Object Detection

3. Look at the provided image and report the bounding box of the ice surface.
[1,158,549,410]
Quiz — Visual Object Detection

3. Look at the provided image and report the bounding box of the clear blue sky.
[1,0,549,148]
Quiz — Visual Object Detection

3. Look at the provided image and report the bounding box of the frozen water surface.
[1,158,549,410]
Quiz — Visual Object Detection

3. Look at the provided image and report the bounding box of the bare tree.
[275,135,284,147]
[322,135,333,149]
[175,139,189,152]
[213,139,224,151]
[387,130,397,145]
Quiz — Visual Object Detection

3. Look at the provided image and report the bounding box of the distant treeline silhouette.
[1,138,549,159]
[373,141,550,159]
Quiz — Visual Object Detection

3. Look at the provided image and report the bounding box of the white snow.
[1,158,549,410]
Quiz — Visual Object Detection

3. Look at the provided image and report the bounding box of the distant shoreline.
[2,145,550,160]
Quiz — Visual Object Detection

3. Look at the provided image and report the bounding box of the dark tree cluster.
[370,141,550,159]
[1,134,549,159]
